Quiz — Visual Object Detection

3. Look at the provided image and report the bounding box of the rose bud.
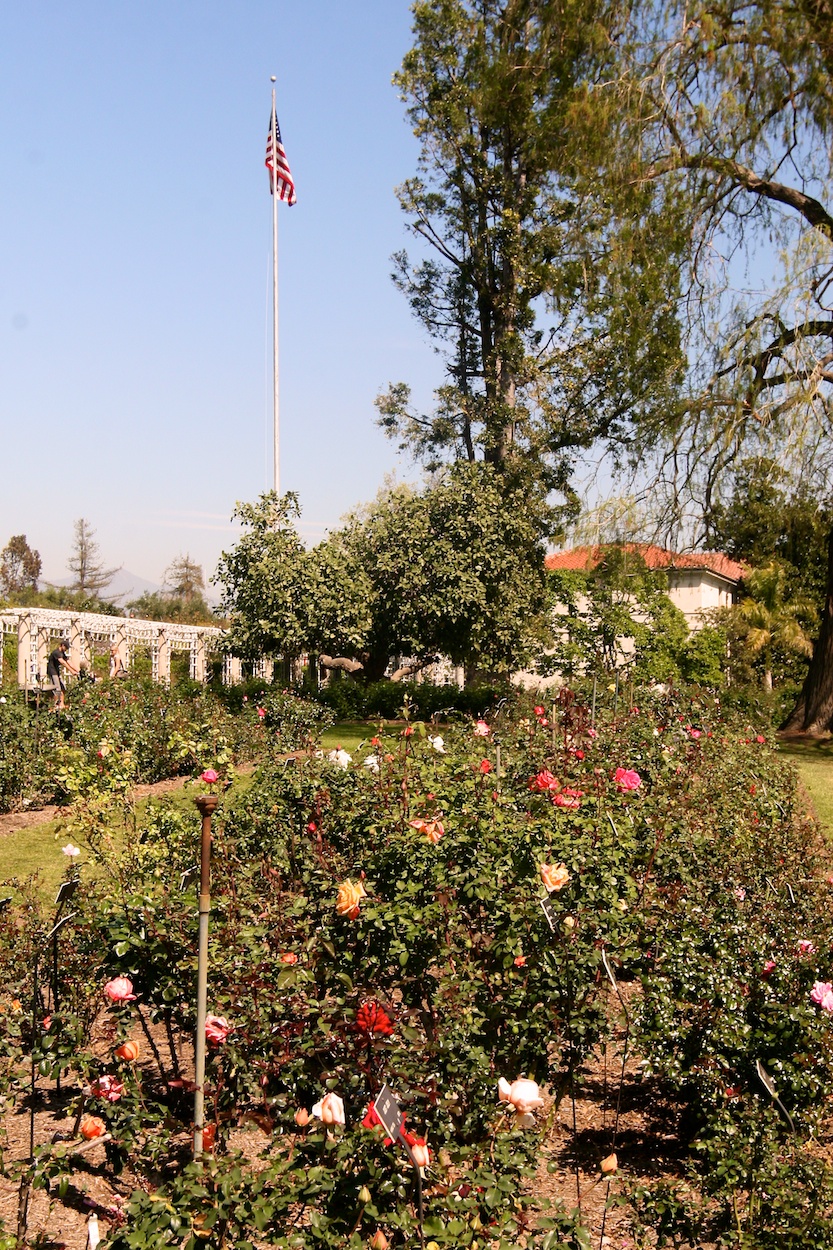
[114,1039,141,1062]
[294,1107,310,1127]
[600,1152,618,1174]
[369,1233,389,1250]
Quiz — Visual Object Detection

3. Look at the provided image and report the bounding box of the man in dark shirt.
[47,639,77,710]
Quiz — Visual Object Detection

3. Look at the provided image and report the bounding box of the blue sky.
[0,2,439,586]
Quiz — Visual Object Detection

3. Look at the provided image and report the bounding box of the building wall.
[666,570,737,626]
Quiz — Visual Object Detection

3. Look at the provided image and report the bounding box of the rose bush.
[1,683,832,1246]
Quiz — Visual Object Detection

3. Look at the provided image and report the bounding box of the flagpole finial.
[270,75,276,83]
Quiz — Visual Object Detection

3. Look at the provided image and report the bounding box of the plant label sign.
[55,879,79,908]
[374,1084,403,1141]
[539,895,558,931]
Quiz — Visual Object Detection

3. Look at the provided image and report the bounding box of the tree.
[68,519,119,597]
[737,563,817,691]
[597,0,833,731]
[163,554,206,603]
[330,464,550,681]
[0,535,41,598]
[216,467,550,683]
[706,459,832,607]
[215,495,316,663]
[377,0,686,512]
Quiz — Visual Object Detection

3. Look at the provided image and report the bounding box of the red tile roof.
[545,543,747,583]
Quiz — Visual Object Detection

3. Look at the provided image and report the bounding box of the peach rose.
[80,1114,106,1140]
[312,1092,345,1125]
[114,1039,140,1062]
[336,879,367,920]
[540,862,570,893]
[600,1152,618,1174]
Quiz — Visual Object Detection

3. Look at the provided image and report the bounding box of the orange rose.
[80,1114,106,1140]
[336,879,367,919]
[114,1039,141,1062]
[280,952,299,965]
[540,862,570,893]
[600,1152,618,1175]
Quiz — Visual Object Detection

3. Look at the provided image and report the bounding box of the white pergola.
[0,607,272,688]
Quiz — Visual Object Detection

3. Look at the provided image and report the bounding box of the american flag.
[265,107,296,205]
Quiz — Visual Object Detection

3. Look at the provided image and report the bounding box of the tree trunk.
[782,522,833,735]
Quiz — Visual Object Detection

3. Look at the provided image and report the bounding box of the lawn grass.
[319,720,407,753]
[778,738,833,835]
[0,776,255,901]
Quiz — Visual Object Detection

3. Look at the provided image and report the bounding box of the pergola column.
[36,629,49,685]
[17,614,33,687]
[223,656,242,686]
[69,617,85,674]
[113,624,128,675]
[156,628,171,686]
[192,634,207,683]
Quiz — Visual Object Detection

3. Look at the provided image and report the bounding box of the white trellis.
[0,608,236,689]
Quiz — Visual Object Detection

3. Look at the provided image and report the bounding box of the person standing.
[47,639,77,711]
[109,643,126,679]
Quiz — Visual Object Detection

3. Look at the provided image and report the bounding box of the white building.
[545,543,746,629]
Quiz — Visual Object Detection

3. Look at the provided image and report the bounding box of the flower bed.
[1,689,832,1247]
[0,678,331,814]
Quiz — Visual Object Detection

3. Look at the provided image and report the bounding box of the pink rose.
[533,706,545,716]
[761,959,776,978]
[90,1075,124,1103]
[256,706,266,719]
[205,1013,231,1044]
[797,940,817,957]
[103,976,137,1003]
[479,759,492,774]
[614,767,641,792]
[553,787,583,810]
[587,727,598,738]
[528,769,560,793]
[200,768,219,784]
[811,981,833,1011]
[473,720,490,737]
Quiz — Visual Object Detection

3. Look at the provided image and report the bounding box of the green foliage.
[680,623,728,687]
[380,0,685,507]
[218,465,550,681]
[316,678,510,722]
[0,534,41,597]
[126,589,217,624]
[707,458,832,608]
[215,493,311,662]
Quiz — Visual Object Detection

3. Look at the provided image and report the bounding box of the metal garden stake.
[193,792,218,1159]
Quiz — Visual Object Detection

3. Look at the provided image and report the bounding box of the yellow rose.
[336,879,367,919]
[540,862,570,893]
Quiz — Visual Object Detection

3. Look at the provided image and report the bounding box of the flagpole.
[271,79,280,496]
